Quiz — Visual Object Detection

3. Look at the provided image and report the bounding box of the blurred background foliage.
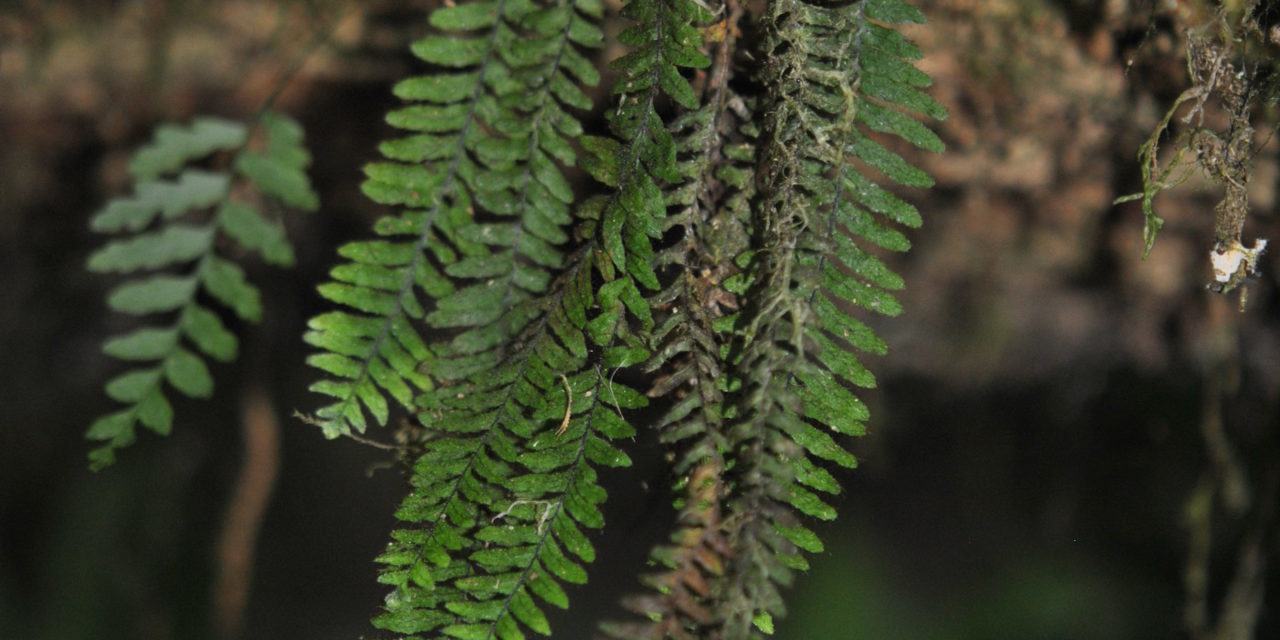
[1,0,1277,638]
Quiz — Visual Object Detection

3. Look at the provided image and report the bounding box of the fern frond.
[375,245,648,637]
[710,0,944,635]
[86,112,317,469]
[601,1,757,635]
[579,0,714,298]
[315,0,671,635]
[305,0,609,439]
[366,0,724,631]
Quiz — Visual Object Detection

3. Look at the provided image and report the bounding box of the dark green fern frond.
[374,244,647,637]
[602,2,756,635]
[579,0,713,297]
[86,112,317,469]
[712,0,945,635]
[365,0,723,631]
[307,0,672,635]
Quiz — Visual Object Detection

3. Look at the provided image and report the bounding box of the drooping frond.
[360,0,723,633]
[85,112,317,469]
[712,0,945,635]
[304,0,611,440]
[304,0,650,635]
[601,0,754,635]
[579,0,714,297]
[375,252,647,637]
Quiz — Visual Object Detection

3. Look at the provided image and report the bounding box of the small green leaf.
[527,566,569,609]
[753,610,775,635]
[409,560,435,590]
[136,389,174,435]
[441,623,491,640]
[580,136,620,186]
[181,305,238,362]
[102,328,179,361]
[412,35,488,67]
[430,1,499,30]
[164,348,214,399]
[866,0,925,24]
[89,170,229,234]
[1143,211,1165,260]
[394,73,481,103]
[86,411,134,443]
[129,117,247,180]
[584,435,631,468]
[789,485,836,520]
[104,369,162,402]
[107,275,197,315]
[235,153,319,212]
[318,282,400,317]
[201,256,262,322]
[657,64,698,110]
[446,599,506,621]
[86,225,214,273]
[776,524,824,554]
[508,588,551,635]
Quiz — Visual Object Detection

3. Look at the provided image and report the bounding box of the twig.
[293,410,397,450]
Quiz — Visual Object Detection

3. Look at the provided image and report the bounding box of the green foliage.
[307,0,725,632]
[299,0,686,634]
[697,1,943,635]
[83,0,942,633]
[305,0,613,440]
[86,112,317,469]
[303,0,941,635]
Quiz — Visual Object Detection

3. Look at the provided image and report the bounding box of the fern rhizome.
[86,0,944,636]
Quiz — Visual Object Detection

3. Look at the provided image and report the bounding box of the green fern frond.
[601,2,756,634]
[305,0,608,439]
[291,0,940,633]
[579,0,713,297]
[710,0,944,635]
[301,0,667,634]
[86,111,317,469]
[364,0,724,631]
[376,260,646,636]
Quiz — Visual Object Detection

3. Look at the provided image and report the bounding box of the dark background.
[2,1,1278,638]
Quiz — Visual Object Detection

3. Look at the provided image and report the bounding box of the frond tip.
[85,111,317,470]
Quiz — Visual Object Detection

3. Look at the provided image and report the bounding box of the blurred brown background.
[1,1,1277,638]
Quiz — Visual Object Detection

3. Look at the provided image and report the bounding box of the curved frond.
[85,112,317,469]
[305,0,609,439]
[710,0,945,636]
[601,0,754,635]
[376,257,646,636]
[362,0,723,631]
[579,0,713,297]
